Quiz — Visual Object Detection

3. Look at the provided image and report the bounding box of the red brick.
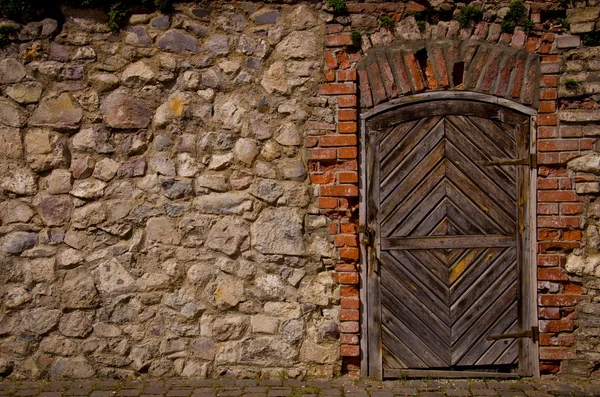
[368,62,387,104]
[480,51,501,92]
[540,320,575,333]
[559,178,573,189]
[539,230,559,240]
[339,321,360,333]
[538,241,580,253]
[564,283,583,295]
[324,51,337,70]
[338,122,357,134]
[538,254,562,267]
[336,50,350,69]
[403,52,425,91]
[509,58,526,98]
[326,24,344,34]
[539,307,561,319]
[539,347,576,360]
[339,309,359,321]
[390,52,411,94]
[537,216,579,228]
[537,190,579,202]
[580,138,594,150]
[539,101,557,113]
[338,95,357,108]
[540,362,560,373]
[562,230,582,241]
[538,153,560,165]
[339,172,358,183]
[305,136,319,148]
[340,345,360,357]
[540,88,558,100]
[340,285,359,297]
[320,135,357,147]
[560,151,582,164]
[341,297,360,309]
[540,75,558,87]
[338,109,357,121]
[340,223,357,234]
[321,184,358,197]
[338,147,358,159]
[539,295,582,307]
[329,223,338,235]
[560,126,583,138]
[380,60,398,98]
[525,36,539,52]
[431,47,449,87]
[319,83,356,95]
[334,234,358,247]
[538,114,558,126]
[542,33,555,42]
[337,69,357,81]
[324,70,335,82]
[309,148,337,160]
[538,268,569,281]
[358,69,373,108]
[339,248,360,261]
[340,333,359,345]
[538,177,558,189]
[538,203,558,214]
[309,173,335,184]
[537,139,579,152]
[496,57,515,97]
[318,197,338,209]
[335,263,357,272]
[325,33,352,47]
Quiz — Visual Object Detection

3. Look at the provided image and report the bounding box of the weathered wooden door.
[365,100,536,378]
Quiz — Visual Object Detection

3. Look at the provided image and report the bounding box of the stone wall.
[0,1,345,380]
[4,0,600,381]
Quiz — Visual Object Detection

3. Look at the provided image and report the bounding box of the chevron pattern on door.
[366,101,532,376]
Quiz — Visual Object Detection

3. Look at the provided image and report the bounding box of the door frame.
[358,92,539,379]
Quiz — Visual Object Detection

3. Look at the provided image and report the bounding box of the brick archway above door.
[356,39,541,111]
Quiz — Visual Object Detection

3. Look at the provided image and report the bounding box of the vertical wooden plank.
[367,120,383,380]
[359,117,369,378]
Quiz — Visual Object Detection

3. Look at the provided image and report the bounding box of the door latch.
[486,326,539,342]
[358,225,374,246]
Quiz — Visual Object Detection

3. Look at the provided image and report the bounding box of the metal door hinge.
[481,154,537,168]
[486,326,539,342]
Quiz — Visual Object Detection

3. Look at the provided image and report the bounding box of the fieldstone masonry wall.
[3,0,600,381]
[0,1,345,380]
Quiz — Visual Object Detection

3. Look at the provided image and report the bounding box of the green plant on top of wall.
[327,0,346,13]
[523,19,534,34]
[0,24,19,46]
[379,15,394,29]
[582,32,600,46]
[564,78,580,90]
[556,17,570,29]
[501,0,527,33]
[350,29,361,47]
[0,0,173,35]
[455,5,483,28]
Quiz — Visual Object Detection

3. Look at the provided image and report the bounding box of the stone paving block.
[90,391,116,397]
[39,392,64,397]
[510,385,534,391]
[191,394,215,397]
[65,388,94,396]
[266,388,291,397]
[167,390,192,397]
[15,390,39,396]
[470,389,497,396]
[117,390,142,397]
[236,381,258,387]
[220,389,244,397]
[143,388,169,395]
[259,381,282,387]
[470,382,489,390]
[524,392,553,397]
[419,392,446,397]
[499,392,526,397]
[319,388,342,396]
[445,389,471,397]
[391,387,418,395]
[242,394,267,397]
[345,393,369,397]
[370,391,394,397]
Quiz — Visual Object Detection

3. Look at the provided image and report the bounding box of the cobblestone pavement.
[1,378,600,397]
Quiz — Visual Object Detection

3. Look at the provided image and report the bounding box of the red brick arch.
[356,39,541,110]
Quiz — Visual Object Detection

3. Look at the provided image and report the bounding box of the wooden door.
[365,100,536,378]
